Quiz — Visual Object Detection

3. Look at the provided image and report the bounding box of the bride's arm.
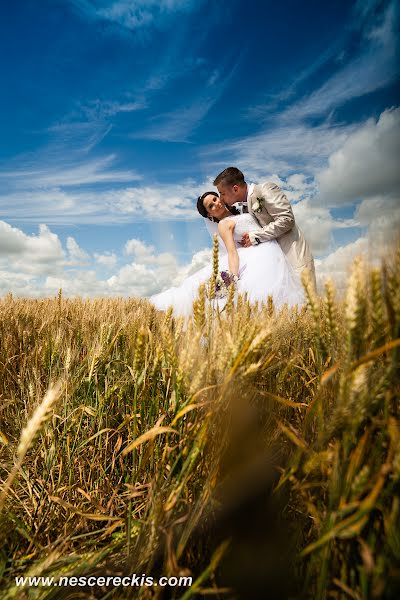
[218,219,239,276]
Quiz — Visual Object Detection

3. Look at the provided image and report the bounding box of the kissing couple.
[150,167,316,316]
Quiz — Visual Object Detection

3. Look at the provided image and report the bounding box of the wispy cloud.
[279,1,398,123]
[0,180,206,225]
[80,98,146,119]
[245,0,398,126]
[131,100,214,142]
[111,182,203,221]
[202,1,398,192]
[202,120,355,181]
[132,56,243,142]
[37,119,114,156]
[246,44,346,120]
[68,0,202,32]
[0,155,140,190]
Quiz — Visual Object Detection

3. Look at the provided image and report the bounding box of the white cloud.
[45,120,114,155]
[317,107,400,205]
[315,236,370,292]
[0,188,107,225]
[124,237,177,268]
[0,219,212,299]
[293,199,356,255]
[0,154,140,189]
[132,100,214,142]
[125,238,154,257]
[107,259,178,297]
[207,69,219,87]
[0,220,28,254]
[315,209,399,293]
[355,193,400,248]
[82,99,146,119]
[0,221,64,263]
[0,270,38,297]
[0,221,65,278]
[283,173,318,203]
[355,194,400,227]
[42,245,211,299]
[132,58,241,143]
[208,1,398,186]
[111,182,201,221]
[0,180,205,225]
[66,237,90,265]
[246,0,398,121]
[69,0,201,31]
[173,248,212,284]
[280,1,398,123]
[94,252,118,268]
[203,121,355,181]
[0,216,395,301]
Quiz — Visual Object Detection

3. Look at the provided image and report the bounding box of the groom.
[214,167,316,287]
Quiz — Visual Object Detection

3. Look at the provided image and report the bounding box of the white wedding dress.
[149,213,305,317]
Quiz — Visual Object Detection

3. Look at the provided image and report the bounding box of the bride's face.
[203,194,229,220]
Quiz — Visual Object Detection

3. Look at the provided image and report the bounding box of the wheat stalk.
[0,382,62,512]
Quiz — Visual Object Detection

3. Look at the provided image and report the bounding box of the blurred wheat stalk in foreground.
[0,249,399,599]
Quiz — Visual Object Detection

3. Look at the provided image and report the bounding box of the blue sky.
[0,0,399,297]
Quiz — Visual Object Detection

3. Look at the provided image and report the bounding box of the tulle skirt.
[149,240,304,317]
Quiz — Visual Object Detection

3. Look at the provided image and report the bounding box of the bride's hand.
[241,233,252,247]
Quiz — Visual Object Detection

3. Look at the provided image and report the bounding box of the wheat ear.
[0,382,62,512]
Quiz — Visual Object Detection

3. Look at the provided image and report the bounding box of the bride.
[149,192,304,316]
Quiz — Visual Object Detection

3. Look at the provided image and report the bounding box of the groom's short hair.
[213,167,245,187]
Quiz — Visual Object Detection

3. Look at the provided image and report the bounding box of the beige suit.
[247,182,316,286]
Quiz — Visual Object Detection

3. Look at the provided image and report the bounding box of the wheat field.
[0,249,399,599]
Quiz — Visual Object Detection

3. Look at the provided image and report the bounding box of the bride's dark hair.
[196,191,239,222]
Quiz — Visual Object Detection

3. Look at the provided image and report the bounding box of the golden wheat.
[0,251,398,599]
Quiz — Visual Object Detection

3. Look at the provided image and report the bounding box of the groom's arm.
[245,182,295,246]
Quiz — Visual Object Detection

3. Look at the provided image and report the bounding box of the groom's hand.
[241,233,252,247]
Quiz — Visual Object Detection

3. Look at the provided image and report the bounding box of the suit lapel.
[247,184,261,217]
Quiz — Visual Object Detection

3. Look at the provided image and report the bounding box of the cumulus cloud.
[43,244,211,299]
[0,220,212,299]
[0,221,65,277]
[107,259,178,297]
[356,193,400,227]
[355,193,400,248]
[94,252,118,269]
[0,220,28,254]
[66,237,90,265]
[125,238,155,258]
[317,107,400,206]
[293,199,356,255]
[124,237,179,269]
[315,211,399,293]
[315,237,370,292]
[173,248,212,284]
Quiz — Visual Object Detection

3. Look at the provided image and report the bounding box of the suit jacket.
[247,182,314,275]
